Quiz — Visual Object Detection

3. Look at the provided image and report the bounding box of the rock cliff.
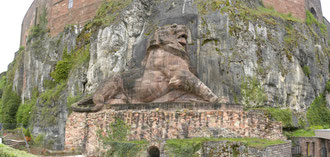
[1,0,329,150]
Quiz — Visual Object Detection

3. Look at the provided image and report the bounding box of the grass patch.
[0,144,36,157]
[285,126,329,138]
[285,129,315,138]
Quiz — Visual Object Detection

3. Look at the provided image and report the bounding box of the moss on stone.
[306,11,327,36]
[302,65,311,77]
[241,76,268,107]
[98,118,147,156]
[256,108,294,128]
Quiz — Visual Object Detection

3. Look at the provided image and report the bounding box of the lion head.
[142,24,191,67]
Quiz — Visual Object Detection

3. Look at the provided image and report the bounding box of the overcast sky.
[0,0,329,74]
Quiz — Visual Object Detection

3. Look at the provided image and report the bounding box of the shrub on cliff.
[51,47,73,83]
[1,84,21,129]
[307,95,330,127]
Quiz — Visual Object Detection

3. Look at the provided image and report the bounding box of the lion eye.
[178,34,187,39]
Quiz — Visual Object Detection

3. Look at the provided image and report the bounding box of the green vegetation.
[93,0,132,27]
[302,65,311,77]
[24,128,32,137]
[241,76,268,107]
[29,82,66,127]
[285,128,315,138]
[40,82,66,105]
[32,134,45,147]
[267,108,293,128]
[248,108,294,128]
[326,81,330,92]
[51,44,90,84]
[165,137,286,157]
[196,0,301,25]
[0,144,36,157]
[28,7,48,41]
[98,118,147,156]
[51,47,73,83]
[67,94,82,114]
[1,48,24,128]
[77,0,132,46]
[306,95,330,127]
[102,141,148,157]
[285,126,329,138]
[16,88,38,127]
[306,11,327,36]
[0,75,7,121]
[99,118,130,142]
[1,85,21,129]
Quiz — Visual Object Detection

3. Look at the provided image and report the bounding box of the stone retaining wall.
[65,103,285,155]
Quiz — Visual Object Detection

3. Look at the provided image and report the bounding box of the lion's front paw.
[169,78,182,89]
[209,96,219,103]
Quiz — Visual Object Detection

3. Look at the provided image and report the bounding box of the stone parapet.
[65,103,285,155]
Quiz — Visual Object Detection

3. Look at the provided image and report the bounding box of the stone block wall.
[20,0,102,46]
[20,0,51,46]
[292,137,330,157]
[200,141,291,157]
[262,0,306,19]
[49,0,103,36]
[65,103,285,155]
[261,142,292,156]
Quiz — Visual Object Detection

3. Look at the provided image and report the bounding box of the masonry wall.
[65,103,285,156]
[199,141,292,157]
[20,0,52,46]
[50,0,103,36]
[262,0,306,19]
[292,137,330,157]
[20,0,102,46]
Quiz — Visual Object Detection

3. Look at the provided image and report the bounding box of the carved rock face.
[72,24,218,112]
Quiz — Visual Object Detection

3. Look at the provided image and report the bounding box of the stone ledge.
[106,102,243,111]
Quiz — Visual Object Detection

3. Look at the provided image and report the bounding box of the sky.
[0,0,329,74]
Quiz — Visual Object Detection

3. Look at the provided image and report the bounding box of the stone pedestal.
[65,103,285,155]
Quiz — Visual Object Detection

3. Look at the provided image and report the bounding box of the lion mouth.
[179,41,186,47]
[177,33,187,47]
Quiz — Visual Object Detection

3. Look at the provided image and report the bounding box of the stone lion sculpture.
[72,24,218,112]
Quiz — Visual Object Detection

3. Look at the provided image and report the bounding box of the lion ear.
[148,30,161,47]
